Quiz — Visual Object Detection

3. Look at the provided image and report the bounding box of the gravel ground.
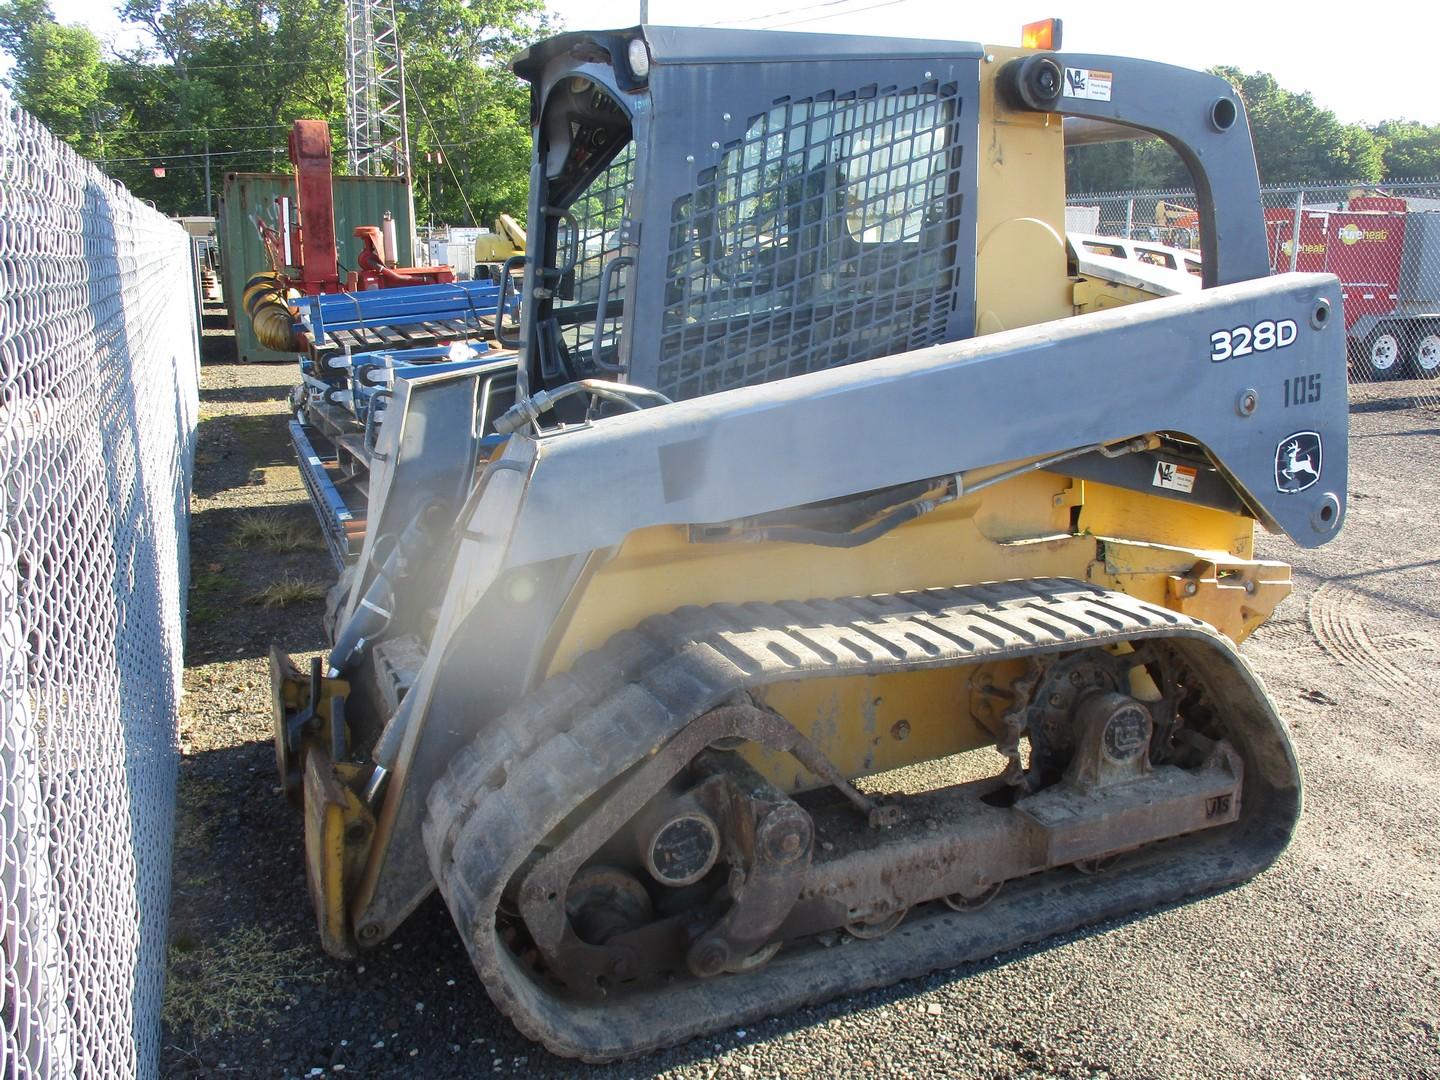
[162,319,1440,1079]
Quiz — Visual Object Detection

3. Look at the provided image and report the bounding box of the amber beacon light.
[1020,18,1063,49]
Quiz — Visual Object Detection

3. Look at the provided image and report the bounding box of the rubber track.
[423,577,1297,1061]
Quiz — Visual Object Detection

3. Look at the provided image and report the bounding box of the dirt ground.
[161,314,1440,1079]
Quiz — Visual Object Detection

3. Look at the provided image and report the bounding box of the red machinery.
[1264,194,1440,378]
[257,119,453,296]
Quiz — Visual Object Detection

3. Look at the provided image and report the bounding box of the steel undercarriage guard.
[269,24,1347,1061]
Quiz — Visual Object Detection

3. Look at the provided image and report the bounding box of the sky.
[43,0,1440,127]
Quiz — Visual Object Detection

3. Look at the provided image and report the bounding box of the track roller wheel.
[845,908,909,940]
[943,883,1002,912]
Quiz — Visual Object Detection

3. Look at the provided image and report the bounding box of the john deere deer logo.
[1275,431,1322,493]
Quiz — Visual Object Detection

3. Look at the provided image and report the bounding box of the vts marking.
[1206,794,1233,819]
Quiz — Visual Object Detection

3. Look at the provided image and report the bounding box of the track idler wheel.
[845,908,909,940]
[943,883,1002,912]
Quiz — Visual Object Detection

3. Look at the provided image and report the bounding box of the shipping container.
[216,172,416,362]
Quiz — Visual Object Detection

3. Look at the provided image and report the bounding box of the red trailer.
[1265,198,1440,379]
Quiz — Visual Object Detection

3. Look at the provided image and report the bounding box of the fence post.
[1288,188,1304,273]
[1124,197,1134,240]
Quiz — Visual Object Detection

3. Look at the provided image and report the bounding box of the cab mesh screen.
[555,142,635,358]
[658,82,964,400]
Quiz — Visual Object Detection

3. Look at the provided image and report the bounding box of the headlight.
[627,37,651,80]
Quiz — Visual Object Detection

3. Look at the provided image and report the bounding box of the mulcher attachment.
[422,579,1301,1061]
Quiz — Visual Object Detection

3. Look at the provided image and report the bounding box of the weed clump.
[246,576,327,609]
[162,926,323,1035]
[231,511,324,553]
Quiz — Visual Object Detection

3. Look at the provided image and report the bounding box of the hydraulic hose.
[695,436,1160,550]
[493,380,673,435]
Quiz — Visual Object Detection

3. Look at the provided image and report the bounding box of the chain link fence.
[1,99,200,1077]
[1068,179,1440,409]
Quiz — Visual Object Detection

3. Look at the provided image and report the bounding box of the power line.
[51,122,291,142]
[111,158,287,174]
[403,69,479,227]
[94,132,510,164]
[91,130,508,166]
[702,0,866,28]
[115,56,328,72]
[104,122,287,136]
[761,0,909,28]
[95,146,286,164]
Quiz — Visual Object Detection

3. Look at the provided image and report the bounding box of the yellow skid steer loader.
[272,22,1347,1061]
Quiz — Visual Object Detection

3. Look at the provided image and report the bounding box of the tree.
[0,0,111,157]
[1375,120,1440,180]
[1065,138,1189,195]
[1207,68,1382,185]
[398,0,551,226]
[0,0,546,221]
[1066,66,1388,194]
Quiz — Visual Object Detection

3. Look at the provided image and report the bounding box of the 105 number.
[1210,318,1298,362]
[1283,372,1321,407]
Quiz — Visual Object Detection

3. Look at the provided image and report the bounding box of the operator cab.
[513,27,981,405]
[529,75,634,388]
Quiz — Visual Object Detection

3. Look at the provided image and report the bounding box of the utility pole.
[203,129,212,216]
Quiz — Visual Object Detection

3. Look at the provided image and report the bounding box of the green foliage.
[4,11,1434,215]
[1213,67,1383,184]
[1067,66,1418,194]
[1064,138,1188,195]
[1374,119,1440,180]
[0,0,547,222]
[0,0,110,155]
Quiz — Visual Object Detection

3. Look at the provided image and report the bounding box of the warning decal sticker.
[1152,460,1198,494]
[1063,68,1113,102]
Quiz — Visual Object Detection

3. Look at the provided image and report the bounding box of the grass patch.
[163,926,324,1035]
[231,511,323,553]
[247,575,327,609]
[173,775,227,853]
[186,565,236,626]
